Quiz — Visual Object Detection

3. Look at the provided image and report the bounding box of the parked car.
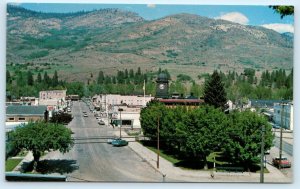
[107,138,118,144]
[98,120,105,125]
[272,157,291,168]
[83,113,88,117]
[111,138,128,147]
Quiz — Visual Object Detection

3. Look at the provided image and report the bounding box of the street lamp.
[118,108,123,138]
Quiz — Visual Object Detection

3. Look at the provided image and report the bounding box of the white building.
[92,94,154,129]
[39,90,67,110]
[93,94,154,111]
[273,102,293,131]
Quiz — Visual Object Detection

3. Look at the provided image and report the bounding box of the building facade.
[273,102,293,130]
[39,90,67,110]
[93,94,154,111]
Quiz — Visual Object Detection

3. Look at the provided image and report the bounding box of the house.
[6,105,47,122]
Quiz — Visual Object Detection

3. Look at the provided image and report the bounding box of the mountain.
[6,5,293,82]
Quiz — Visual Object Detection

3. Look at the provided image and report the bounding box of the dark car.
[111,138,128,147]
[98,120,105,125]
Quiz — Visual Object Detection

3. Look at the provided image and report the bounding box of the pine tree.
[97,71,104,84]
[6,70,11,84]
[27,70,34,86]
[52,70,59,87]
[37,72,42,83]
[203,70,228,111]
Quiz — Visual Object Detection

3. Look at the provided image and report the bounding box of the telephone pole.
[157,115,160,169]
[260,124,265,183]
[279,102,284,169]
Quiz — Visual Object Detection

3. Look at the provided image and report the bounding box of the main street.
[42,101,163,182]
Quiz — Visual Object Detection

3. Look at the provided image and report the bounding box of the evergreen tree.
[43,71,50,86]
[97,71,104,84]
[52,70,59,87]
[37,72,42,83]
[6,70,11,84]
[203,71,228,111]
[125,69,128,79]
[129,69,134,78]
[27,70,34,86]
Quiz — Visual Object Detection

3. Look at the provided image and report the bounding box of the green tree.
[50,112,73,124]
[183,106,229,168]
[11,121,74,171]
[203,71,228,111]
[270,6,294,18]
[6,70,12,84]
[97,71,104,84]
[52,70,59,87]
[43,71,50,86]
[224,111,274,169]
[37,72,42,83]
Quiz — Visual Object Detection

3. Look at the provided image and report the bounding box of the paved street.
[42,101,163,182]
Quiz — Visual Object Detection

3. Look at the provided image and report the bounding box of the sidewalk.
[11,151,33,173]
[116,130,292,183]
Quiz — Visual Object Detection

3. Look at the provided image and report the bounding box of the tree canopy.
[140,102,274,170]
[11,121,74,170]
[270,6,294,18]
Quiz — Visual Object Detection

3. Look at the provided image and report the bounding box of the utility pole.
[118,108,123,138]
[279,102,284,169]
[260,124,265,183]
[157,115,160,169]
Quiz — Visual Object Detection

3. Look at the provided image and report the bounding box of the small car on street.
[83,113,88,117]
[107,137,118,144]
[98,120,105,125]
[272,157,291,168]
[111,138,128,147]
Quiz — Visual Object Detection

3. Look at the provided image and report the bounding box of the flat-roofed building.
[6,105,47,122]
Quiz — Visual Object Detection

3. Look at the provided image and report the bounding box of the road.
[42,101,163,182]
[265,129,293,179]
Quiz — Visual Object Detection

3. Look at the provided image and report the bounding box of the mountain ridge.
[6,5,293,82]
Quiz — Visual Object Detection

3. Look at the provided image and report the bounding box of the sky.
[13,3,294,34]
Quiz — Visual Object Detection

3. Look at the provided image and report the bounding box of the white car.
[83,113,88,117]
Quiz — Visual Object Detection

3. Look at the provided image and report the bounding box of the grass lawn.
[144,145,180,164]
[6,158,22,172]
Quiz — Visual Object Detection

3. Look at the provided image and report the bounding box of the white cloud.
[147,4,156,8]
[216,12,249,25]
[261,23,294,33]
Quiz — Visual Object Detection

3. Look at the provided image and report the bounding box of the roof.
[6,105,47,116]
[158,99,204,104]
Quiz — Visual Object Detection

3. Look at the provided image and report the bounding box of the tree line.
[6,66,293,102]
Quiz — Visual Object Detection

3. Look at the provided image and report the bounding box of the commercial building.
[93,94,154,111]
[273,102,293,130]
[39,90,67,110]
